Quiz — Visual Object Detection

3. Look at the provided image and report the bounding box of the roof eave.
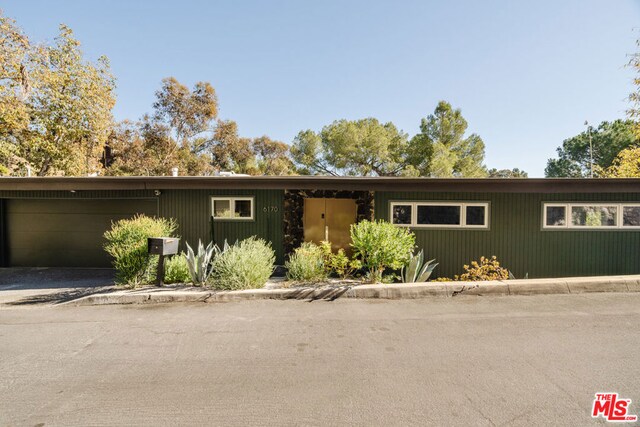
[0,176,639,193]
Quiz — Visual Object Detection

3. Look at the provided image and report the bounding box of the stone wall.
[283,189,374,258]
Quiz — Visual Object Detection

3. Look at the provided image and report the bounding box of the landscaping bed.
[99,215,639,307]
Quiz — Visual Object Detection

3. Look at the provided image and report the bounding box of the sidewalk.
[65,274,640,306]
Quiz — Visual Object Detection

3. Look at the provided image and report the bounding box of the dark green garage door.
[7,199,158,267]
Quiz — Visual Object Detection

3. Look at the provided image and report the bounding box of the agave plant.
[508,271,529,280]
[185,240,217,286]
[401,250,438,283]
[214,239,233,257]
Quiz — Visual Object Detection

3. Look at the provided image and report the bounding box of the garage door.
[6,199,158,267]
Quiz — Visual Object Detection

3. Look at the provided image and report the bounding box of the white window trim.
[543,202,640,229]
[389,201,489,229]
[211,196,254,221]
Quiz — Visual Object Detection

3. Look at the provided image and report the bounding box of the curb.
[64,275,640,306]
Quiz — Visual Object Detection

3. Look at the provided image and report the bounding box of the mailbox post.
[148,237,180,286]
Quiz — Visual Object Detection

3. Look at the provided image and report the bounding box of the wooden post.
[156,255,165,287]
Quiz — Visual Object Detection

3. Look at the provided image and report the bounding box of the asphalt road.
[1,294,639,426]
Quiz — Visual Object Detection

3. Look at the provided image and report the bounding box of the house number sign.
[263,206,279,213]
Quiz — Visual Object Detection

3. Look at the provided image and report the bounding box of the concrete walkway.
[66,274,640,306]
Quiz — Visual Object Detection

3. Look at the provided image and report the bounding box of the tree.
[596,146,640,177]
[105,117,213,176]
[210,119,255,173]
[252,135,295,175]
[33,25,115,176]
[488,168,528,178]
[291,103,487,177]
[291,118,414,176]
[628,36,640,139]
[413,101,487,177]
[106,76,219,176]
[153,77,218,152]
[105,119,176,176]
[208,121,294,175]
[545,120,637,177]
[0,15,115,176]
[290,129,331,175]
[0,12,33,175]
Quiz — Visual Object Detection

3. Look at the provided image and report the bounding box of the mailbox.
[148,237,180,286]
[148,237,179,256]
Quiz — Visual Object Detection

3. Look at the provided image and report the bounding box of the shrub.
[209,237,275,290]
[285,242,326,282]
[319,241,361,279]
[401,250,438,283]
[103,215,177,286]
[457,256,509,281]
[350,220,415,283]
[164,253,190,284]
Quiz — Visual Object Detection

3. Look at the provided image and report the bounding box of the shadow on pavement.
[283,285,352,302]
[0,268,116,306]
[5,286,117,306]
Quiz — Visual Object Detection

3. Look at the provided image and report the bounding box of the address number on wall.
[263,206,279,213]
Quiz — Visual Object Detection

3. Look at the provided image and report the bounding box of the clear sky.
[3,0,639,176]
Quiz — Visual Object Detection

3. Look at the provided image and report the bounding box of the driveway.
[1,293,639,426]
[0,268,115,306]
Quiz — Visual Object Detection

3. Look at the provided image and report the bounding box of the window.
[390,202,489,228]
[465,205,486,226]
[543,203,640,229]
[571,205,617,227]
[391,204,412,225]
[623,206,640,227]
[544,205,566,227]
[211,197,254,220]
[417,204,461,225]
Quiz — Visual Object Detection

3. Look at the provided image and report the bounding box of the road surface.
[1,293,639,426]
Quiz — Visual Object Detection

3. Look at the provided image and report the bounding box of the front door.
[303,198,357,253]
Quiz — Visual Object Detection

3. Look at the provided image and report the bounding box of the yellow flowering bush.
[456,256,509,281]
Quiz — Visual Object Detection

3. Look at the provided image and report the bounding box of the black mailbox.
[148,237,179,256]
[148,237,180,286]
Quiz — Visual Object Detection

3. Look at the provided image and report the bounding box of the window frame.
[542,202,640,230]
[211,196,255,221]
[389,201,490,229]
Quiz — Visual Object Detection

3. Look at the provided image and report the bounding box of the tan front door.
[303,198,357,253]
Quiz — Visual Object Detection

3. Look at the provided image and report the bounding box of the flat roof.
[0,176,639,193]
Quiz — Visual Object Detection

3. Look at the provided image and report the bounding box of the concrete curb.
[65,274,640,306]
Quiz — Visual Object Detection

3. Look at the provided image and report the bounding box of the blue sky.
[3,0,639,176]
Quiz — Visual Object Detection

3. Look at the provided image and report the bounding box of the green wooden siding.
[158,189,285,264]
[2,188,640,276]
[0,189,285,266]
[375,191,640,278]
